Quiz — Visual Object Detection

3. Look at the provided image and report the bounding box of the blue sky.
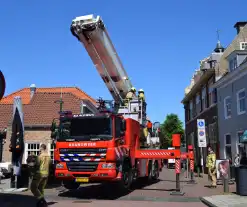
[0,1,246,124]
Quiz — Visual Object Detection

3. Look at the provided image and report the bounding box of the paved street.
[0,168,237,206]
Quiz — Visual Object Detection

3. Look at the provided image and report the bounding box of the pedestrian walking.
[206,145,217,188]
[26,152,37,189]
[30,144,51,207]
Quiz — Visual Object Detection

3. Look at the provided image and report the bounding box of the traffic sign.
[199,131,204,136]
[197,119,207,148]
[197,119,205,128]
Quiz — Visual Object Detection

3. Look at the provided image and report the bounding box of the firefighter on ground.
[125,87,136,106]
[206,145,217,188]
[30,144,51,207]
[138,89,145,102]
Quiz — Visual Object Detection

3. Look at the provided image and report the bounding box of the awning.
[240,130,247,143]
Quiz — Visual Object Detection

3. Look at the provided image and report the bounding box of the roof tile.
[0,87,96,105]
[0,87,97,130]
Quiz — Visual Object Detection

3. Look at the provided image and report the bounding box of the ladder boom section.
[135,149,180,159]
[71,14,133,103]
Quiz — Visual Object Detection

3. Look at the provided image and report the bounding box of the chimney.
[234,22,247,34]
[30,84,36,99]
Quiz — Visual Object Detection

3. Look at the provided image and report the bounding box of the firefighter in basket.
[125,87,136,106]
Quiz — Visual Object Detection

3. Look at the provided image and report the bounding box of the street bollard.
[223,166,230,193]
[223,177,229,193]
[170,134,185,196]
[187,145,197,184]
[197,165,201,177]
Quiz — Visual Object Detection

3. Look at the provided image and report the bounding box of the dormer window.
[229,56,237,71]
[240,42,247,50]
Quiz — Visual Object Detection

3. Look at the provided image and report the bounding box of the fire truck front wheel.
[62,180,80,190]
[119,161,133,190]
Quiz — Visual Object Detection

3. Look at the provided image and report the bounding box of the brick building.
[182,22,247,170]
[181,42,224,170]
[0,85,97,163]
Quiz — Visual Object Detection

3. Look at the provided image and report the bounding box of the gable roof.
[0,87,97,130]
[0,87,96,105]
[217,24,247,77]
[24,92,84,126]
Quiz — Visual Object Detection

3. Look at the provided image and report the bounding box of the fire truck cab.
[54,99,161,190]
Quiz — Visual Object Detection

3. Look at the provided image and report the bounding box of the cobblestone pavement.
[0,167,237,206]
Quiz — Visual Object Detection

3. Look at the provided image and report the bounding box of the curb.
[199,197,218,207]
[1,188,28,193]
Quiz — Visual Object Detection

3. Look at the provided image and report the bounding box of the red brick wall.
[2,127,52,163]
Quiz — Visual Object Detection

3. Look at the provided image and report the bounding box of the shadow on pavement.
[160,179,189,183]
[138,188,176,192]
[0,193,58,206]
[58,179,160,200]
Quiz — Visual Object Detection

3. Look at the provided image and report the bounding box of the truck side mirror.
[50,120,57,139]
[51,121,57,131]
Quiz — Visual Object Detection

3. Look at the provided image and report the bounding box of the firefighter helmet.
[138,89,144,93]
[130,87,136,92]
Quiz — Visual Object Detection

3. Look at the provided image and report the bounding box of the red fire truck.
[52,14,180,190]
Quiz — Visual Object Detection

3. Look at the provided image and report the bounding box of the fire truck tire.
[151,161,159,180]
[119,161,133,191]
[62,180,80,190]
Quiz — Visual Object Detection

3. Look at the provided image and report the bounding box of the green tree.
[160,113,184,148]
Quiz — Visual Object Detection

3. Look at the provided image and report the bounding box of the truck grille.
[67,161,99,172]
[59,148,107,172]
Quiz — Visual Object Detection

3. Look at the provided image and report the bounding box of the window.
[237,89,246,115]
[189,100,193,119]
[225,134,232,160]
[240,42,247,50]
[237,131,245,155]
[193,98,196,117]
[83,107,92,114]
[224,96,232,119]
[58,117,113,141]
[208,79,216,106]
[196,93,201,114]
[26,143,40,156]
[115,117,122,137]
[49,143,55,164]
[24,143,41,163]
[229,57,237,71]
[209,60,216,69]
[201,86,207,110]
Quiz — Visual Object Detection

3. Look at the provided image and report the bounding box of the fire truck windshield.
[58,117,112,141]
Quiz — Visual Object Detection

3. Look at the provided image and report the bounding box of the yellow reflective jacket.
[36,152,51,177]
[126,91,134,100]
[138,93,145,102]
[206,152,216,169]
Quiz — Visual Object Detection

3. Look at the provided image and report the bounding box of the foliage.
[159,113,184,148]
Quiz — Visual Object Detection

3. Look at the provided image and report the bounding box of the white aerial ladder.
[70,14,148,125]
[70,14,159,148]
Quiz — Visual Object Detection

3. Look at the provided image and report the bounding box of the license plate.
[75,177,89,183]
